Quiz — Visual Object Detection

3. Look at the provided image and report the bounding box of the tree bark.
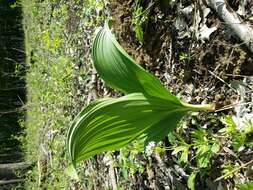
[0,162,29,179]
[203,0,253,53]
[0,179,24,185]
[0,153,23,164]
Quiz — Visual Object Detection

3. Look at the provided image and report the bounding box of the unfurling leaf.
[67,20,215,166]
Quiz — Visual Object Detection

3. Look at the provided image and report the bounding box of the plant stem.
[214,160,253,182]
[180,101,216,112]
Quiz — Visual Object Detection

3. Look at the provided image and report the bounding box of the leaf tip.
[65,164,79,181]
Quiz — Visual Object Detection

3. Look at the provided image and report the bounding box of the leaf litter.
[64,0,253,189]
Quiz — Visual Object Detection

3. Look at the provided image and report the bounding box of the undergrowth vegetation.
[22,0,74,188]
[21,0,253,189]
[21,0,103,188]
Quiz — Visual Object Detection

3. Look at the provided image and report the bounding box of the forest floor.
[21,0,253,189]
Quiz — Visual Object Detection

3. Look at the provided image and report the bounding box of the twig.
[214,160,253,182]
[204,0,253,53]
[135,2,154,18]
[108,156,117,190]
[225,74,253,78]
[215,102,253,112]
[0,87,26,91]
[0,179,25,185]
[208,70,237,92]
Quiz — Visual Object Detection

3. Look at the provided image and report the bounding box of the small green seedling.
[220,115,253,151]
[132,0,151,43]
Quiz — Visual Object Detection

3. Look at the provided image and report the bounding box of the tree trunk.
[0,162,29,179]
[204,0,253,53]
[0,179,24,185]
[0,152,23,164]
[0,179,24,190]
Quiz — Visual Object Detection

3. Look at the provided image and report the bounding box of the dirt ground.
[70,0,253,189]
[107,0,253,189]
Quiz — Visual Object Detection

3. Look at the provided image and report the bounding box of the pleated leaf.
[67,93,190,165]
[92,21,180,103]
[67,21,215,167]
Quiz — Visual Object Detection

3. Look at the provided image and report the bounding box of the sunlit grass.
[21,0,76,188]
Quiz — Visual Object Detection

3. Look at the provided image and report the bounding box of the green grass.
[21,0,82,188]
[23,15,71,190]
[21,0,106,188]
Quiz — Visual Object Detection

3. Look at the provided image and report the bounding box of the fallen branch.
[203,0,253,53]
[0,179,24,185]
[0,162,29,180]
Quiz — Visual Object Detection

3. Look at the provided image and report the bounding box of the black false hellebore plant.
[67,21,215,173]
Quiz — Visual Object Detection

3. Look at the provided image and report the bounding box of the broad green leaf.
[92,20,180,103]
[67,21,215,167]
[67,93,190,165]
